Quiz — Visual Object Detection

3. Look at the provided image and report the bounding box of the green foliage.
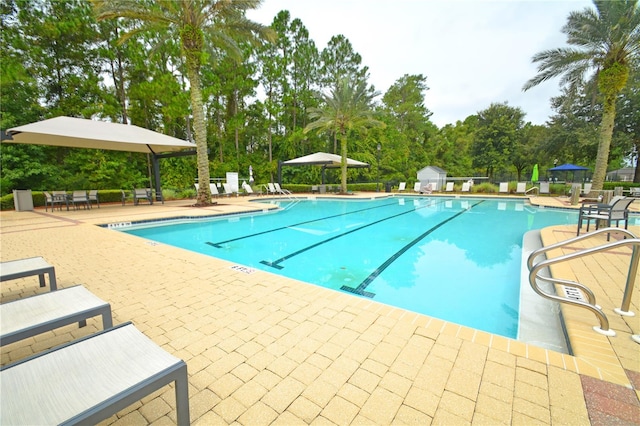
[471,102,525,178]
[2,0,638,193]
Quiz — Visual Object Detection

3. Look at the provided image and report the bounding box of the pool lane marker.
[341,200,485,298]
[259,198,454,270]
[205,201,399,248]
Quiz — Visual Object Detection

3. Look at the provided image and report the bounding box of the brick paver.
[1,194,638,425]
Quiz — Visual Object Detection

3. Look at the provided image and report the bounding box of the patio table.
[0,256,57,291]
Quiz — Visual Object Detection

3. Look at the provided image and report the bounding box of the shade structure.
[2,116,197,201]
[548,163,589,172]
[2,116,196,153]
[548,163,590,183]
[281,152,369,168]
[279,152,370,185]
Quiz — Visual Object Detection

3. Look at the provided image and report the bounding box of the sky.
[247,0,594,128]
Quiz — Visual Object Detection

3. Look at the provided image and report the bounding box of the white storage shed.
[416,166,447,191]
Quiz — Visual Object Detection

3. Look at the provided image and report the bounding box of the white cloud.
[247,0,593,127]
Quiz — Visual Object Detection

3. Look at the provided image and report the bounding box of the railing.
[528,227,639,337]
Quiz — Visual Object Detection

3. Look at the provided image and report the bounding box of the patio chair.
[52,190,69,210]
[72,190,91,210]
[133,188,152,205]
[0,322,190,425]
[88,190,99,208]
[577,196,635,237]
[445,182,454,192]
[120,189,131,206]
[43,191,54,212]
[516,182,527,194]
[461,182,471,192]
[499,182,509,193]
[629,187,640,197]
[413,182,421,192]
[0,285,112,347]
[539,182,550,196]
[398,182,406,192]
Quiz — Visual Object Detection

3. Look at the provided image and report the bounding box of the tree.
[304,78,385,193]
[94,0,275,206]
[523,0,640,194]
[381,74,435,180]
[471,103,525,178]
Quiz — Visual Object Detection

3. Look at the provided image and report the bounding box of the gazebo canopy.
[281,152,369,168]
[2,116,196,153]
[548,163,589,172]
[1,116,196,200]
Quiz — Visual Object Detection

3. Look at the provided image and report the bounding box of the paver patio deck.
[1,193,638,425]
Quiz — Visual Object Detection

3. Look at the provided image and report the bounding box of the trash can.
[385,182,392,193]
[13,189,34,211]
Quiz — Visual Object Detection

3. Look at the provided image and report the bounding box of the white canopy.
[281,152,369,168]
[2,116,196,154]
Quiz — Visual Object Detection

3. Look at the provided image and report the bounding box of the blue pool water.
[121,197,579,338]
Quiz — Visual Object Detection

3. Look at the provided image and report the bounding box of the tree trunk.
[634,143,640,183]
[185,57,212,206]
[589,93,616,195]
[340,133,348,193]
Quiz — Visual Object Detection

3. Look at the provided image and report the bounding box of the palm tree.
[94,0,274,206]
[523,0,640,194]
[304,78,385,193]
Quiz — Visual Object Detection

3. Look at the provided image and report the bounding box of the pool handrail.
[527,227,639,337]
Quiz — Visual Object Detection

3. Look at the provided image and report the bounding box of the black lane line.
[205,201,401,248]
[341,200,485,297]
[260,198,452,270]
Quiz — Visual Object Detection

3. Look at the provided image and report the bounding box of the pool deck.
[1,193,638,425]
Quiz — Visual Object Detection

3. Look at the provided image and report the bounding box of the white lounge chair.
[413,182,421,192]
[267,183,277,194]
[539,182,550,195]
[209,183,220,197]
[461,182,471,192]
[222,183,235,196]
[0,322,190,425]
[581,183,593,196]
[274,182,291,195]
[0,285,112,347]
[398,182,406,192]
[445,182,454,192]
[0,256,57,290]
[499,182,509,193]
[242,182,254,195]
[516,182,527,194]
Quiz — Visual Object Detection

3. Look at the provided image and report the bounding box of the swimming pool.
[121,196,579,339]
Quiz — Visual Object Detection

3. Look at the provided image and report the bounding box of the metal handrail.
[527,227,640,337]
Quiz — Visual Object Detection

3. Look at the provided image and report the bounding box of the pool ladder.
[527,227,639,341]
